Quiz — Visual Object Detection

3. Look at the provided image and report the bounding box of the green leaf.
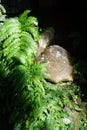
[25,16,38,26]
[19,10,31,24]
[24,25,40,41]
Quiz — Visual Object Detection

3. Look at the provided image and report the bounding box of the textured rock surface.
[37,45,74,83]
[36,28,54,57]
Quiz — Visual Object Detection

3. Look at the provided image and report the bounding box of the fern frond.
[0,10,40,77]
[20,31,36,52]
[7,62,46,117]
[19,10,31,24]
[25,16,38,26]
[3,38,20,56]
[24,25,40,41]
[13,51,28,65]
[9,65,29,92]
[3,34,20,48]
[0,18,21,42]
[19,10,40,41]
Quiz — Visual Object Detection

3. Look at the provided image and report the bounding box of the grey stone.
[37,45,74,83]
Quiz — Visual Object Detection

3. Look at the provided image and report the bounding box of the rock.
[71,110,82,130]
[36,27,54,57]
[64,97,87,130]
[64,107,82,130]
[37,45,74,83]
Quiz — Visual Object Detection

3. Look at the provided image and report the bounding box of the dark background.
[1,0,87,60]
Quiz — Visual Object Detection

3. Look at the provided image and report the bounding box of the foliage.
[0,10,87,130]
[74,59,87,101]
[13,82,81,130]
[74,60,87,83]
[0,9,40,129]
[0,10,40,77]
[0,4,6,18]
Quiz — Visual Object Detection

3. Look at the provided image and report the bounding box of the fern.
[19,10,31,24]
[0,10,47,129]
[8,63,46,126]
[0,10,40,78]
[19,10,40,41]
